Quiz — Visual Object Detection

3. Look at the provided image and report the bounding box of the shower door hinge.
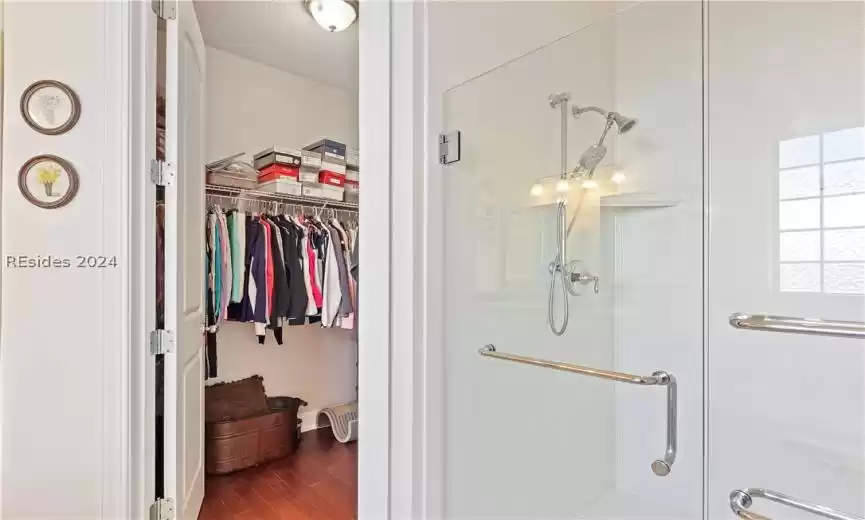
[151,159,175,187]
[150,329,175,356]
[438,131,461,165]
[149,498,175,520]
[151,0,177,20]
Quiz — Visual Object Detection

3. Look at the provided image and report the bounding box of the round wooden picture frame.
[20,80,81,135]
[18,154,80,209]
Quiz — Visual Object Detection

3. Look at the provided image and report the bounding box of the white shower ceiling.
[194,0,358,92]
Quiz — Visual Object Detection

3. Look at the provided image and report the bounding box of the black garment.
[204,218,218,378]
[280,219,309,321]
[264,218,289,345]
[205,290,218,378]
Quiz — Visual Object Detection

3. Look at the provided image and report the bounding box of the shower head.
[610,112,637,134]
[572,105,638,134]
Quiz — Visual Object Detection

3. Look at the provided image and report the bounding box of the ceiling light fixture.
[305,0,358,33]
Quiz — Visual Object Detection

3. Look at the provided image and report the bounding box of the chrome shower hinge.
[438,131,461,165]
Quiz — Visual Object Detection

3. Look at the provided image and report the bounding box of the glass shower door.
[438,3,704,519]
[707,2,865,519]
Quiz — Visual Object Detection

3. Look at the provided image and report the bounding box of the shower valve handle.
[571,271,600,294]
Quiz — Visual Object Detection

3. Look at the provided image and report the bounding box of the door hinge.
[151,159,176,187]
[149,498,175,520]
[151,0,177,20]
[438,131,461,165]
[149,329,175,356]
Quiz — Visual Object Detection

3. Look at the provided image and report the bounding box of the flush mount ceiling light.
[305,0,358,32]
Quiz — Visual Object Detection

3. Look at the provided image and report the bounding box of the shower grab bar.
[729,313,865,339]
[730,488,864,520]
[478,344,677,476]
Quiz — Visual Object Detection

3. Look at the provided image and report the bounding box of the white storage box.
[259,178,302,196]
[321,184,345,202]
[301,150,322,169]
[301,183,324,199]
[346,148,359,168]
[299,170,319,183]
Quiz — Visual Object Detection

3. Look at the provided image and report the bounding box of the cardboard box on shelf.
[253,147,302,170]
[346,148,359,168]
[301,183,324,199]
[303,139,347,157]
[320,184,345,202]
[319,170,346,187]
[259,178,302,196]
[258,164,299,182]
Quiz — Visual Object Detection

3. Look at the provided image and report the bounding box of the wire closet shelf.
[206,183,359,221]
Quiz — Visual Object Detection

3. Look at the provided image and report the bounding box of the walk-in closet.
[157,2,360,518]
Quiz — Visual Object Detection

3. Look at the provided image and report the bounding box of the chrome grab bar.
[730,488,864,520]
[478,344,677,476]
[730,313,865,339]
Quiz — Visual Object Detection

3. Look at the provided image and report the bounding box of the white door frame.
[358,1,393,518]
[122,1,427,519]
[359,1,431,518]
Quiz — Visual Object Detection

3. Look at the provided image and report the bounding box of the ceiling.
[194,1,358,92]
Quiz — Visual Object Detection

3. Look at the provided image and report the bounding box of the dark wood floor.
[198,429,357,520]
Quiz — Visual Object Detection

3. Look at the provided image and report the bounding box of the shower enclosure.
[433,2,865,519]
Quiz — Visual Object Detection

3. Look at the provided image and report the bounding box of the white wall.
[205,46,358,161]
[1,2,131,518]
[210,323,357,430]
[204,46,359,430]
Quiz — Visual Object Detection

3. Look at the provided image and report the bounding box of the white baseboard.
[299,410,324,433]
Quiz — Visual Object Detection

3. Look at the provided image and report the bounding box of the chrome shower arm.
[572,105,609,118]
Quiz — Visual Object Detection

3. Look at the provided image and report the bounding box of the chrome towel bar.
[478,344,677,476]
[730,313,865,339]
[730,488,863,520]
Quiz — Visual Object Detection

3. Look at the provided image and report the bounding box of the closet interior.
[158,3,361,519]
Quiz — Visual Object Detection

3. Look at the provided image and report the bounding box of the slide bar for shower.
[730,488,864,520]
[478,344,677,476]
[730,313,865,339]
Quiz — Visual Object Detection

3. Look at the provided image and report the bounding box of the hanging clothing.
[218,210,232,321]
[203,203,358,338]
[228,210,246,302]
[328,222,353,316]
[321,224,343,327]
[249,217,269,343]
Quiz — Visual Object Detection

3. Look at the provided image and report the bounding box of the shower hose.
[548,200,569,336]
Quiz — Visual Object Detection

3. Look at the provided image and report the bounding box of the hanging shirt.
[300,227,318,316]
[328,222,353,315]
[228,211,246,303]
[218,210,232,321]
[306,228,324,308]
[249,217,269,342]
[212,213,223,324]
[321,225,343,327]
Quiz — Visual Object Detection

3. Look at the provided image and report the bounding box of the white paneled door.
[164,2,206,519]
